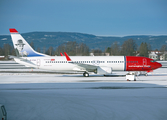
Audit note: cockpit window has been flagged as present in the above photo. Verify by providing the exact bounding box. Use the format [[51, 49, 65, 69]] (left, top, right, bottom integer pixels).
[[150, 60, 155, 62]]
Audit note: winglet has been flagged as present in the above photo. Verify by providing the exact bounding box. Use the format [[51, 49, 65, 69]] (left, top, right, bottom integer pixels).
[[64, 52, 71, 61], [60, 52, 64, 56], [9, 28, 18, 33]]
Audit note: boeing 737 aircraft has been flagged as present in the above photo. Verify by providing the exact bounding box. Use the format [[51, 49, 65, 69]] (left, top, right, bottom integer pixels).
[[9, 28, 162, 77]]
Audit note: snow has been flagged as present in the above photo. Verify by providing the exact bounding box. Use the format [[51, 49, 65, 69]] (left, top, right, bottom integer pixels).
[[0, 68, 167, 120], [1, 38, 7, 40], [44, 35, 55, 37]]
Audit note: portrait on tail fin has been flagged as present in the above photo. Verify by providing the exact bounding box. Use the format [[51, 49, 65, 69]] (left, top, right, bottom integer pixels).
[[9, 28, 47, 57], [15, 39, 28, 57]]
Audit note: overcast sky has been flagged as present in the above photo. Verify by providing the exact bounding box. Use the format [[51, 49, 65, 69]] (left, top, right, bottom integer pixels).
[[0, 0, 167, 36]]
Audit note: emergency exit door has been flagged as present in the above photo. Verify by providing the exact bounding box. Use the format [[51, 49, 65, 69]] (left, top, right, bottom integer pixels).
[[143, 58, 147, 66], [37, 59, 40, 66]]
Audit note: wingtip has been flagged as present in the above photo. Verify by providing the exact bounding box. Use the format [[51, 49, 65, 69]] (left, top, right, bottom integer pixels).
[[9, 28, 18, 33], [64, 52, 71, 61], [60, 52, 64, 56]]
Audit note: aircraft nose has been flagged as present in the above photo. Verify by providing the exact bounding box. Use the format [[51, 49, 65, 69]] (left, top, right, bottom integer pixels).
[[159, 63, 162, 68], [157, 62, 162, 68]]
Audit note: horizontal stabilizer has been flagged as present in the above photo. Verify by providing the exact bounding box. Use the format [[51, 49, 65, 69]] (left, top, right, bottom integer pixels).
[[9, 55, 37, 68]]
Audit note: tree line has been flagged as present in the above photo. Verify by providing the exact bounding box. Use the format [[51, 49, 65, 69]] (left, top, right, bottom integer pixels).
[[105, 39, 167, 57], [105, 39, 151, 57], [0, 39, 167, 59]]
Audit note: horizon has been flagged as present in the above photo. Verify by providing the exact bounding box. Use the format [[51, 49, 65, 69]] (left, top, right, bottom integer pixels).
[[1, 30, 167, 37]]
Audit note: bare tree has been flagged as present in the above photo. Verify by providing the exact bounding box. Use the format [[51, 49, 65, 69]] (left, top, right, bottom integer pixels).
[[92, 49, 103, 56], [160, 45, 167, 52], [55, 41, 89, 56], [110, 42, 120, 55], [139, 42, 148, 57], [46, 46, 54, 56], [121, 39, 137, 56]]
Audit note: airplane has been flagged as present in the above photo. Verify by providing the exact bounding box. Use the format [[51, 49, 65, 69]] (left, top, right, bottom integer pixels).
[[9, 28, 162, 77]]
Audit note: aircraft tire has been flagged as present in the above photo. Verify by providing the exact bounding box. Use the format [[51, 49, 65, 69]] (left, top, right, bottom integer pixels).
[[83, 72, 89, 77]]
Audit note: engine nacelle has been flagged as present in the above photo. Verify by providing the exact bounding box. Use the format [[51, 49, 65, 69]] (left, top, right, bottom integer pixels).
[[95, 66, 112, 75]]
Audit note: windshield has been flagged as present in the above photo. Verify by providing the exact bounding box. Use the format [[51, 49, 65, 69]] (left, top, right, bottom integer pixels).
[[150, 60, 155, 62]]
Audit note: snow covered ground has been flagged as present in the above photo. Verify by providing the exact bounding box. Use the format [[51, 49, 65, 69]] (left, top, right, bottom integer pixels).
[[0, 68, 167, 120]]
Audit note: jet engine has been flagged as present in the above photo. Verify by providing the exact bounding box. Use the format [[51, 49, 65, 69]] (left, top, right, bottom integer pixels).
[[95, 66, 112, 75]]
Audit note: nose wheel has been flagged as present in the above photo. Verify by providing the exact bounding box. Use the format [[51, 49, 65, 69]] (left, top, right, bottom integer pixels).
[[83, 72, 89, 77]]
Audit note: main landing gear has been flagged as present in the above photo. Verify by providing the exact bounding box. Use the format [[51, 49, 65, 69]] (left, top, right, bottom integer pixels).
[[83, 72, 89, 77]]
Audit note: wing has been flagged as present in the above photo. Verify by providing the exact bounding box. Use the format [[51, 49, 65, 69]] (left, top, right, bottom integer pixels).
[[64, 52, 98, 71]]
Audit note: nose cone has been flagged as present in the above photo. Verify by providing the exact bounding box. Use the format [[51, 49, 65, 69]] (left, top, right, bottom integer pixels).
[[158, 62, 162, 68], [156, 62, 162, 69]]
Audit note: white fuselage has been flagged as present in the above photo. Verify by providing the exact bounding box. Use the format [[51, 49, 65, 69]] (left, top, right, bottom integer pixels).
[[16, 56, 125, 72]]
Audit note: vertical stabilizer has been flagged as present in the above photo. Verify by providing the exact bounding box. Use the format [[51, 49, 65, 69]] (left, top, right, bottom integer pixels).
[[9, 28, 48, 57]]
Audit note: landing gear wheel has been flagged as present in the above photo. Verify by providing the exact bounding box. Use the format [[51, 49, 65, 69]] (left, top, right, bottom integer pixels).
[[83, 72, 89, 77]]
